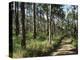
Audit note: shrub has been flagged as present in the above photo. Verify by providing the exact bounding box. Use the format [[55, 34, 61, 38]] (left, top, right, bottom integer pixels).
[[72, 38, 78, 48]]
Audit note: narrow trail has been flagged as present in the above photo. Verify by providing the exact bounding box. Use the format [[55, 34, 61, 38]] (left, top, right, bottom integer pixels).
[[51, 37, 77, 56]]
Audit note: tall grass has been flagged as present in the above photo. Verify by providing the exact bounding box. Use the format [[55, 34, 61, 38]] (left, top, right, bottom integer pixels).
[[12, 32, 77, 58]]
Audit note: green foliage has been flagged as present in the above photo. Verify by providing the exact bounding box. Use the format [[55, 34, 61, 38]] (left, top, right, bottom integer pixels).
[[13, 31, 66, 57], [13, 35, 21, 52], [26, 32, 33, 39], [25, 40, 53, 57], [36, 33, 46, 41], [12, 32, 78, 58], [11, 3, 78, 58], [72, 38, 78, 48], [52, 35, 62, 47], [27, 40, 51, 50], [13, 38, 54, 57]]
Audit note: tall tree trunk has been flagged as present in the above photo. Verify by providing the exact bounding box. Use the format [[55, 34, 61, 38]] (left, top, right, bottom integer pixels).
[[73, 6, 76, 38], [38, 5, 41, 33], [46, 8, 49, 35], [9, 2, 14, 57], [36, 5, 38, 33], [52, 20, 55, 38], [21, 2, 26, 49], [15, 2, 19, 36], [33, 3, 36, 39], [25, 3, 28, 33], [49, 4, 51, 44]]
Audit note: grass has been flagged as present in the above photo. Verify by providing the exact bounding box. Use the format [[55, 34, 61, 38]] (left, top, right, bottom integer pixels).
[[12, 32, 78, 58], [72, 37, 78, 48], [13, 39, 53, 58]]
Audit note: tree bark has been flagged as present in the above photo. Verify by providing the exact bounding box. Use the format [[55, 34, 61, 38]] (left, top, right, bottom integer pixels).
[[46, 8, 49, 35], [33, 3, 36, 39], [15, 2, 19, 36], [21, 2, 26, 49], [49, 4, 51, 44]]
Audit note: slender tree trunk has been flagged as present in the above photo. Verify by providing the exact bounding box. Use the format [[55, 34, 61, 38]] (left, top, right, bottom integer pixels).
[[73, 6, 76, 38], [37, 6, 39, 33], [52, 19, 55, 36], [36, 5, 38, 33], [15, 2, 19, 36], [33, 3, 36, 39], [49, 4, 51, 44], [9, 2, 14, 57], [21, 2, 26, 49], [46, 8, 49, 35], [25, 4, 28, 33], [39, 5, 42, 33]]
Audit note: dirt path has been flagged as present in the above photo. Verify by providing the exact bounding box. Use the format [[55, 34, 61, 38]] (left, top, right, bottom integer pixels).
[[51, 37, 76, 55]]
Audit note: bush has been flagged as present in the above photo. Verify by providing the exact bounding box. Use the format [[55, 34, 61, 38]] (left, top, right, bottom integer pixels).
[[26, 32, 33, 39], [36, 32, 47, 41], [25, 40, 53, 57], [72, 38, 78, 48], [12, 32, 65, 57]]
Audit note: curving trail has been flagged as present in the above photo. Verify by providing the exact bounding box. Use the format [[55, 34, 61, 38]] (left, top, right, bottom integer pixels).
[[51, 37, 77, 55]]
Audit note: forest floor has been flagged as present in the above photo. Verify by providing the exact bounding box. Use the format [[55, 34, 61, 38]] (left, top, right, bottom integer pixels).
[[13, 33, 78, 58], [51, 37, 77, 56]]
